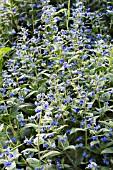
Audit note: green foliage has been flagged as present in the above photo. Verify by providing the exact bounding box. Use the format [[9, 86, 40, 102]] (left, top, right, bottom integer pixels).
[[0, 0, 113, 170], [0, 47, 11, 87]]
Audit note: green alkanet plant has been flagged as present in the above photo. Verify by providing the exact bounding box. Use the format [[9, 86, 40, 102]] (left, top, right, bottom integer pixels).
[[0, 0, 113, 170]]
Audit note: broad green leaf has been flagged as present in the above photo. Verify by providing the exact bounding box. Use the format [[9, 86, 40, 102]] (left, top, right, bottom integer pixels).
[[99, 121, 111, 127], [70, 128, 86, 134], [44, 164, 57, 170], [25, 90, 38, 99], [19, 103, 35, 109], [101, 167, 110, 170], [0, 124, 4, 132], [22, 148, 38, 153], [26, 158, 40, 167], [41, 151, 61, 160], [0, 47, 11, 55], [38, 85, 46, 93], [25, 123, 38, 128], [90, 140, 100, 147], [33, 136, 45, 146], [101, 147, 113, 154], [56, 125, 68, 131], [0, 47, 11, 87], [0, 159, 7, 164], [86, 146, 101, 154], [63, 145, 76, 151], [18, 103, 35, 115]]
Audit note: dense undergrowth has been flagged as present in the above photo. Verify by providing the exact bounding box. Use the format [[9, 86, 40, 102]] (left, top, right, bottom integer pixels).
[[0, 0, 113, 169]]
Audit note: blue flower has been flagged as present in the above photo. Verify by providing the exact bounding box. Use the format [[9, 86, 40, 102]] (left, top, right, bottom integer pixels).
[[94, 125, 100, 130], [24, 139, 32, 145], [28, 153, 34, 158], [104, 154, 109, 159], [43, 144, 49, 148], [51, 119, 59, 125], [76, 136, 82, 141], [30, 117, 35, 121], [66, 129, 71, 134], [71, 117, 75, 121], [85, 44, 91, 49], [52, 143, 56, 148], [32, 4, 37, 8], [9, 153, 14, 158], [18, 97, 24, 102], [103, 160, 109, 165], [73, 108, 80, 113], [79, 99, 84, 105], [20, 122, 25, 127], [90, 91, 95, 97], [89, 158, 95, 163], [55, 114, 62, 119], [76, 143, 84, 148], [43, 102, 49, 109], [87, 162, 97, 169], [58, 136, 67, 143], [92, 136, 98, 140], [82, 151, 88, 158], [4, 162, 12, 167], [100, 136, 109, 142], [11, 137, 17, 142], [60, 58, 64, 64]]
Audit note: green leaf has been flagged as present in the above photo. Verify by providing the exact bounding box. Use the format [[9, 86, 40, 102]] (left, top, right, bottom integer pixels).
[[18, 103, 35, 109], [54, 8, 67, 15], [0, 47, 11, 87], [68, 55, 78, 63], [33, 136, 45, 145], [107, 10, 113, 16], [86, 146, 101, 154], [90, 140, 100, 147], [105, 141, 113, 148], [18, 103, 35, 115], [44, 164, 57, 170], [22, 148, 38, 153], [38, 85, 46, 93], [101, 147, 113, 154], [70, 128, 86, 134], [0, 47, 11, 56], [101, 167, 110, 170], [56, 125, 68, 131], [99, 121, 111, 127], [41, 151, 61, 160], [0, 124, 4, 132], [0, 159, 7, 164], [25, 123, 38, 128], [25, 90, 38, 99], [105, 73, 113, 85], [63, 145, 76, 151], [26, 158, 40, 167]]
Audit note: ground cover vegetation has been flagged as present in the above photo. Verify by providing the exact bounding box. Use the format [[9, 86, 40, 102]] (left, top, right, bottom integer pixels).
[[0, 0, 113, 169]]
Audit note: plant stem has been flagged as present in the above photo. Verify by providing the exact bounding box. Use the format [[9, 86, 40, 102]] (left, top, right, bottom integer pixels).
[[37, 135, 40, 160], [66, 153, 78, 170], [84, 102, 88, 163], [31, 0, 34, 33], [35, 116, 41, 160], [60, 142, 77, 170], [67, 0, 70, 29]]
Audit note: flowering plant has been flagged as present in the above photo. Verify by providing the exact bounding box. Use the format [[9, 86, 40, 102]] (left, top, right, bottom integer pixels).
[[0, 0, 113, 169]]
